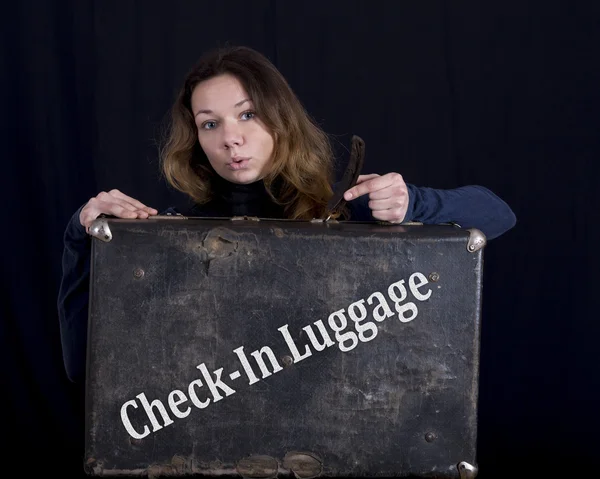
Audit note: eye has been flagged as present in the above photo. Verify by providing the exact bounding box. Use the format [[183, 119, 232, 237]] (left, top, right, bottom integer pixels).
[[240, 110, 256, 121], [201, 120, 217, 130]]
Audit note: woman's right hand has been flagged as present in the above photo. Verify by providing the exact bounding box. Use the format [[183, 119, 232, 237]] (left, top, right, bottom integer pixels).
[[79, 189, 158, 232]]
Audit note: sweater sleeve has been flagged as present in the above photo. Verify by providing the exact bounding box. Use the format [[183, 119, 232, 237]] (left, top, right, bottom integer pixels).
[[56, 204, 91, 384], [403, 184, 516, 240]]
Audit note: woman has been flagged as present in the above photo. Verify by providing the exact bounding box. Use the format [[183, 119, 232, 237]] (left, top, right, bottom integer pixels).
[[59, 45, 516, 384]]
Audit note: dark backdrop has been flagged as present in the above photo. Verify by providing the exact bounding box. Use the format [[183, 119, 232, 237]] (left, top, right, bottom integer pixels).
[[2, 1, 598, 477]]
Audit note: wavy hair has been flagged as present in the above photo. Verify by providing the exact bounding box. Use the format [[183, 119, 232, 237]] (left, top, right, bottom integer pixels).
[[160, 45, 336, 219]]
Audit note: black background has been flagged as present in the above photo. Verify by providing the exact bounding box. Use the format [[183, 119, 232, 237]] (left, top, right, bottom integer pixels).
[[2, 1, 598, 477]]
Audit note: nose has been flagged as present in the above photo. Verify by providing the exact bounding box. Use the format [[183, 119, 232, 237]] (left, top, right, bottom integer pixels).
[[221, 120, 244, 149]]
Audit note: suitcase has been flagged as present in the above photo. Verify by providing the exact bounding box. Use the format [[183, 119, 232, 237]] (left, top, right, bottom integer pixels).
[[84, 215, 486, 479]]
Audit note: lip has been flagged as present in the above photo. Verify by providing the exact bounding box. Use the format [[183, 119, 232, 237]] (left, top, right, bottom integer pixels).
[[229, 156, 251, 163], [227, 157, 251, 171]]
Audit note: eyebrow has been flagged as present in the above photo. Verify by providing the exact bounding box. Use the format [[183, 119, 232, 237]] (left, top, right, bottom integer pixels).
[[194, 98, 251, 118]]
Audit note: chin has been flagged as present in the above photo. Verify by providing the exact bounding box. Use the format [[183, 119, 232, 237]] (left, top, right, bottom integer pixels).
[[222, 170, 263, 185]]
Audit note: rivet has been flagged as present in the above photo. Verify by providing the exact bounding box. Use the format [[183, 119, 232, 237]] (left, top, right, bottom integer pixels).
[[425, 432, 437, 443], [129, 437, 143, 446], [281, 356, 293, 367], [429, 272, 440, 282], [133, 268, 145, 279]]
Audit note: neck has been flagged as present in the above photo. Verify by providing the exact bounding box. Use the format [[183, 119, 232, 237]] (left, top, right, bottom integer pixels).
[[210, 176, 284, 218]]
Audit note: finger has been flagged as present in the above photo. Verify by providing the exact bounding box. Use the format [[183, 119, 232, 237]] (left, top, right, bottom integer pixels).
[[368, 197, 407, 211], [81, 207, 149, 230], [369, 185, 408, 201], [344, 174, 395, 200], [355, 174, 380, 184], [97, 195, 152, 218], [341, 175, 379, 202], [372, 207, 406, 223], [108, 189, 158, 214], [109, 189, 158, 214], [95, 194, 139, 213], [96, 199, 142, 219]]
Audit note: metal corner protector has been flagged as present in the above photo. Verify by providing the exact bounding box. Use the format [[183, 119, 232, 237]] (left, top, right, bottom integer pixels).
[[466, 228, 486, 253], [89, 218, 112, 242]]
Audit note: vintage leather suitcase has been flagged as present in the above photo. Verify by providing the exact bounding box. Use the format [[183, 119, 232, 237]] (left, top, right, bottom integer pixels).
[[84, 216, 485, 479]]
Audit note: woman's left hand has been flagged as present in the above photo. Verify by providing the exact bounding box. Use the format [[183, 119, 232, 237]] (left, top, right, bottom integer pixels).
[[344, 173, 409, 223]]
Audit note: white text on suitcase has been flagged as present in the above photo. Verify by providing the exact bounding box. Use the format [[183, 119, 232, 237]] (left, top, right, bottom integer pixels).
[[120, 272, 433, 439]]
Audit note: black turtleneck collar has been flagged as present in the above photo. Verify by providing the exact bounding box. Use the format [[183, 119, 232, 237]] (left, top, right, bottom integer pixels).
[[182, 176, 286, 219]]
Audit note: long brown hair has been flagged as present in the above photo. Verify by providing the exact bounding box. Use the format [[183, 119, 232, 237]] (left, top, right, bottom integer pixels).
[[160, 45, 336, 219]]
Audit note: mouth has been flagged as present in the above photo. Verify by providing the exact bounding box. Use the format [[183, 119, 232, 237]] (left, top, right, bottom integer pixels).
[[227, 157, 251, 171]]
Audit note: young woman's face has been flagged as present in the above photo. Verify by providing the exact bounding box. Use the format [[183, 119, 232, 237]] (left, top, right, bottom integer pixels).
[[191, 74, 274, 185]]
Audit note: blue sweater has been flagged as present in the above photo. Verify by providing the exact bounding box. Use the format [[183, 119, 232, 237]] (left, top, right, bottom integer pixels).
[[57, 183, 516, 383]]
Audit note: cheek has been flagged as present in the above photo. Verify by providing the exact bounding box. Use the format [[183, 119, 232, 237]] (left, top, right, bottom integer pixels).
[[256, 127, 275, 156], [197, 133, 207, 149], [198, 134, 218, 155], [197, 135, 221, 167]]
